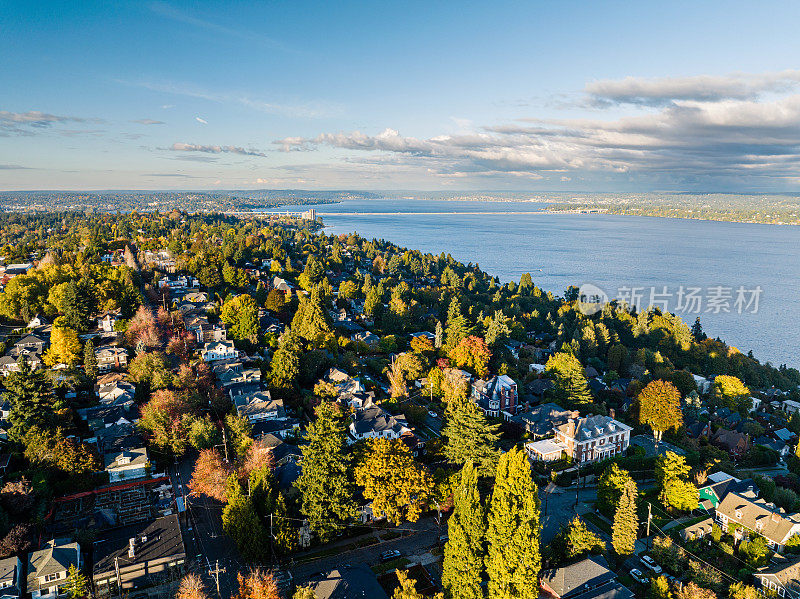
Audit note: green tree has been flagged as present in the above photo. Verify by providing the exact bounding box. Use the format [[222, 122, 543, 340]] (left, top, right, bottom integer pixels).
[[224, 413, 253, 459], [442, 462, 485, 599], [637, 380, 683, 442], [612, 479, 639, 557], [485, 447, 541, 599], [393, 570, 444, 599], [296, 402, 358, 542], [443, 400, 501, 477], [713, 375, 751, 413], [273, 493, 298, 555], [728, 583, 761, 599], [64, 564, 88, 599], [291, 286, 332, 348], [83, 339, 98, 381], [128, 351, 172, 391], [545, 352, 593, 406], [597, 463, 634, 517], [552, 517, 604, 564], [293, 587, 317, 599], [268, 331, 300, 391], [222, 476, 267, 561], [485, 310, 510, 347], [221, 294, 260, 342], [656, 452, 698, 512], [649, 576, 671, 599], [6, 359, 57, 442], [445, 299, 471, 352]]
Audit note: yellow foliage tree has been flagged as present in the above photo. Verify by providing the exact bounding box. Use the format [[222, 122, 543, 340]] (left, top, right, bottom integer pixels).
[[44, 326, 82, 367]]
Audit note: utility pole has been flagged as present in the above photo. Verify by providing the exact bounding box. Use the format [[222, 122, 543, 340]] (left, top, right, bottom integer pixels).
[[646, 502, 652, 549], [209, 560, 225, 599], [221, 427, 230, 463]]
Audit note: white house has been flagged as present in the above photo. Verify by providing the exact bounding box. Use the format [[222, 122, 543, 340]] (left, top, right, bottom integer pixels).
[[201, 341, 238, 362], [26, 540, 81, 599], [525, 439, 567, 462], [104, 447, 149, 483]]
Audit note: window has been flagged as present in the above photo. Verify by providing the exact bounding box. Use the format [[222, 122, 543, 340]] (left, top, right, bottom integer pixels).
[[44, 573, 60, 583], [735, 510, 742, 519]]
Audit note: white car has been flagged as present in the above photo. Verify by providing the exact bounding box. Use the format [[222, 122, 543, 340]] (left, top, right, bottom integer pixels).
[[630, 569, 649, 585], [428, 410, 438, 418], [641, 555, 662, 574]]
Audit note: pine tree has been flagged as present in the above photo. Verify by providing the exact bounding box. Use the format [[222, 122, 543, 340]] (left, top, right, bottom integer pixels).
[[291, 286, 332, 347], [544, 352, 593, 407], [435, 320, 443, 349], [612, 479, 639, 557], [442, 462, 485, 599], [274, 493, 298, 555], [443, 401, 500, 477], [221, 476, 267, 562], [485, 447, 541, 599], [296, 402, 358, 542], [268, 331, 300, 391], [83, 339, 98, 381], [6, 358, 57, 442], [64, 564, 88, 599]]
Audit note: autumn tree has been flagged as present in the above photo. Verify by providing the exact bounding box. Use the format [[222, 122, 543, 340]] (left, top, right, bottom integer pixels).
[[675, 582, 716, 599], [442, 462, 485, 599], [637, 380, 683, 442], [656, 451, 698, 512], [128, 351, 172, 391], [355, 438, 434, 525], [221, 294, 260, 343], [44, 325, 82, 367], [177, 574, 210, 599], [612, 479, 639, 557], [296, 402, 357, 542], [449, 335, 492, 378], [393, 570, 444, 599], [713, 375, 751, 413], [443, 400, 500, 477], [485, 447, 541, 599], [64, 564, 88, 599], [234, 569, 279, 599], [188, 449, 231, 502], [138, 389, 193, 455]]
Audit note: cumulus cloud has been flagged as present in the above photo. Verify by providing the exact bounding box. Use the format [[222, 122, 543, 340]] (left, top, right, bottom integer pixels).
[[0, 110, 98, 135], [586, 70, 800, 107], [170, 142, 265, 157]]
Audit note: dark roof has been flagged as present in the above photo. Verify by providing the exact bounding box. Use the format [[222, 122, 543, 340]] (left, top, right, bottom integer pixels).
[[309, 567, 388, 599], [92, 515, 185, 578], [27, 540, 80, 591], [541, 555, 616, 599], [571, 581, 634, 599]]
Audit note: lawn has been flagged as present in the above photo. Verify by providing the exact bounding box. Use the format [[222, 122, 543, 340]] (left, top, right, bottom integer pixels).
[[372, 557, 411, 575]]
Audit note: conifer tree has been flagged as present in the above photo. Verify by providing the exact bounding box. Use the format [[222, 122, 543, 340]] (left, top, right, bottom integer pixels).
[[291, 286, 332, 347], [435, 320, 443, 349], [612, 479, 639, 557], [443, 401, 500, 477], [544, 352, 593, 406], [6, 358, 57, 442], [268, 331, 300, 391], [83, 339, 98, 381], [442, 462, 485, 599], [296, 402, 358, 542], [485, 447, 541, 599], [274, 493, 298, 555]]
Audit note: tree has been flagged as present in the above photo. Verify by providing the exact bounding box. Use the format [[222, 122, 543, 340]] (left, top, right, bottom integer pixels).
[[637, 380, 683, 442], [5, 359, 56, 442], [442, 463, 485, 599], [597, 463, 635, 517], [728, 583, 761, 599], [268, 332, 300, 391], [612, 479, 639, 557], [435, 320, 443, 349], [44, 325, 82, 367], [713, 376, 751, 412], [274, 493, 298, 555], [128, 351, 172, 390], [177, 574, 210, 599], [138, 389, 193, 455], [485, 447, 541, 599], [443, 400, 500, 477], [485, 310, 511, 347], [691, 318, 707, 342], [187, 416, 221, 450], [188, 449, 231, 502], [64, 564, 88, 599], [222, 477, 267, 562], [0, 523, 32, 558], [23, 427, 100, 475], [656, 452, 697, 512], [676, 582, 716, 599], [355, 438, 434, 525], [221, 294, 260, 342], [545, 352, 593, 407], [649, 576, 671, 599], [449, 336, 492, 378], [293, 587, 317, 599], [393, 570, 444, 599], [83, 339, 98, 381], [224, 413, 254, 460], [291, 286, 332, 348], [738, 535, 770, 568], [296, 402, 358, 542], [234, 569, 279, 599], [552, 517, 604, 563], [445, 299, 471, 352]]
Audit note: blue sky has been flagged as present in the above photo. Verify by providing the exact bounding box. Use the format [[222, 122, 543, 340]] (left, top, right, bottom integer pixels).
[[3, 0, 800, 191]]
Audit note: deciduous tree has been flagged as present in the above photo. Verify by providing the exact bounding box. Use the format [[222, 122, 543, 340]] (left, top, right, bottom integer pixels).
[[637, 380, 683, 442], [449, 335, 492, 378], [597, 463, 634, 517], [188, 449, 231, 502], [221, 294, 260, 343]]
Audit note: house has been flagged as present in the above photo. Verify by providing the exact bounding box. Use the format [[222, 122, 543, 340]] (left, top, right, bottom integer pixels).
[[0, 353, 42, 376], [97, 380, 136, 407], [782, 400, 800, 416], [509, 403, 577, 438], [711, 429, 749, 457], [685, 420, 712, 439], [348, 407, 411, 444], [472, 374, 518, 418], [27, 315, 48, 329], [692, 374, 712, 394], [94, 423, 144, 455], [525, 439, 567, 462], [351, 330, 380, 345], [95, 346, 128, 372], [698, 474, 758, 509], [185, 316, 227, 344], [235, 391, 285, 423], [0, 557, 21, 599], [716, 492, 800, 552], [251, 418, 301, 440], [553, 416, 632, 464], [79, 405, 138, 432], [540, 555, 632, 599], [680, 517, 715, 542], [11, 334, 47, 356], [272, 276, 294, 294], [92, 515, 186, 598], [321, 368, 375, 409], [96, 311, 120, 333], [104, 447, 149, 483], [200, 340, 238, 362], [258, 434, 302, 467], [26, 539, 81, 599], [755, 555, 800, 599]]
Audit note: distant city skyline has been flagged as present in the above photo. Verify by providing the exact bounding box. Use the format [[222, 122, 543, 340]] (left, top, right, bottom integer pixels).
[[3, 1, 800, 191]]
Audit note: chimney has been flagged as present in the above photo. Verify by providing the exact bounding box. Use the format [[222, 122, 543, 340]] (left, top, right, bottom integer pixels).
[[567, 419, 576, 438], [128, 538, 136, 559], [609, 408, 615, 419]]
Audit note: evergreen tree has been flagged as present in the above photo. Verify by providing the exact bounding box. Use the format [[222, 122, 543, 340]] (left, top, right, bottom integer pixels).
[[221, 476, 267, 562], [291, 286, 332, 347], [443, 401, 500, 477], [83, 339, 98, 381], [435, 320, 443, 349], [296, 402, 358, 542], [64, 564, 88, 599], [273, 493, 298, 555], [612, 479, 639, 557], [6, 358, 57, 442], [268, 331, 300, 391], [442, 462, 486, 599], [597, 463, 634, 517], [485, 447, 541, 599], [445, 298, 471, 351], [691, 317, 707, 342], [545, 352, 593, 407], [485, 310, 510, 347]]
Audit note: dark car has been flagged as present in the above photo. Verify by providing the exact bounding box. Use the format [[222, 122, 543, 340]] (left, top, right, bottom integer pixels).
[[380, 549, 402, 562]]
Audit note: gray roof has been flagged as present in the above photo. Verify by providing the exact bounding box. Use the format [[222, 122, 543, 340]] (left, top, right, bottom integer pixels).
[[104, 447, 148, 471], [756, 555, 800, 599], [511, 402, 574, 436], [571, 581, 634, 599], [717, 492, 800, 545], [0, 557, 18, 584], [27, 540, 80, 591], [350, 407, 407, 435], [93, 515, 185, 578], [541, 555, 616, 599]]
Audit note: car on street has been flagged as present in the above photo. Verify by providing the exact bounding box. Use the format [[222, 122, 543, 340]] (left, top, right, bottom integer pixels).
[[641, 555, 662, 574], [630, 569, 649, 585], [380, 550, 402, 562], [428, 410, 438, 418]]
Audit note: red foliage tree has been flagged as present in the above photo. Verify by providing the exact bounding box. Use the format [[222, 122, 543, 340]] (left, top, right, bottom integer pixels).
[[235, 570, 279, 599], [188, 449, 231, 502]]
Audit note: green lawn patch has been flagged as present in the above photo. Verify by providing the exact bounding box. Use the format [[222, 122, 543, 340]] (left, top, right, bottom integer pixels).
[[371, 557, 411, 575]]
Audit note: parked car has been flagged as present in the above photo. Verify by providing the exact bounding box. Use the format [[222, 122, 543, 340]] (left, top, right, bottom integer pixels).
[[428, 410, 438, 418], [641, 555, 662, 574], [630, 569, 649, 585], [381, 550, 402, 562], [438, 534, 449, 544]]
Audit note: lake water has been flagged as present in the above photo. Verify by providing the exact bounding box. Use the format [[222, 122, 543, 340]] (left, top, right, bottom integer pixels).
[[294, 198, 800, 369]]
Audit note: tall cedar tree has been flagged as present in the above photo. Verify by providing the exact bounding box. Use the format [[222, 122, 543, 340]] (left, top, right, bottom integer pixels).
[[443, 400, 501, 477], [637, 380, 683, 442], [545, 352, 593, 406], [612, 479, 639, 557], [83, 339, 98, 381], [291, 286, 332, 348], [296, 402, 358, 542], [485, 447, 541, 599], [597, 463, 635, 517], [222, 476, 267, 562], [442, 462, 486, 599], [6, 358, 57, 442], [273, 493, 298, 555], [268, 331, 300, 392]]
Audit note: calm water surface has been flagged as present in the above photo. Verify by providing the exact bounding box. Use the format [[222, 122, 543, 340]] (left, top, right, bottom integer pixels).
[[294, 199, 800, 368]]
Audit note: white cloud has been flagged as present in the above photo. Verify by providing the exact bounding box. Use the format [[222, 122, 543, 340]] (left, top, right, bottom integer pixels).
[[0, 110, 100, 135], [170, 142, 265, 157], [133, 118, 165, 125], [195, 116, 208, 124]]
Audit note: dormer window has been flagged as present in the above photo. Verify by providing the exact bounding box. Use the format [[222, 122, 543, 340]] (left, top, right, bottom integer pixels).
[[735, 510, 742, 519], [756, 522, 763, 531]]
